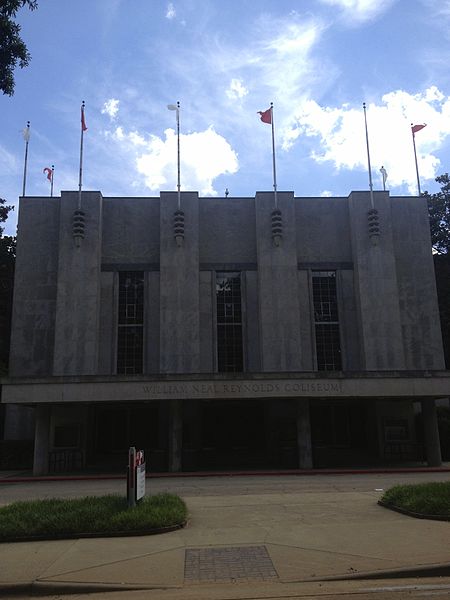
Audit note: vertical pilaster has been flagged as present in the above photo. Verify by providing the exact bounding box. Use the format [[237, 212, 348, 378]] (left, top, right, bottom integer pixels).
[[421, 399, 442, 467], [53, 191, 103, 375], [297, 399, 313, 468], [160, 192, 200, 373], [349, 191, 405, 369], [255, 192, 302, 371], [98, 271, 115, 374], [33, 405, 50, 476], [146, 271, 160, 373], [199, 271, 214, 372]]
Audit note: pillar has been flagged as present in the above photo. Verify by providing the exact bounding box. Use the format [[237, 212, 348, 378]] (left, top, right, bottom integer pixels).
[[33, 405, 50, 476], [421, 399, 442, 467], [297, 399, 313, 469], [348, 191, 405, 370], [168, 399, 183, 472], [160, 192, 200, 373], [53, 191, 103, 375], [255, 192, 302, 371]]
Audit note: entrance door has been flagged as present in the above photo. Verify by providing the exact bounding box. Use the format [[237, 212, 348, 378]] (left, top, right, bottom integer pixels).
[[94, 404, 159, 468], [310, 401, 370, 466], [201, 400, 266, 469]]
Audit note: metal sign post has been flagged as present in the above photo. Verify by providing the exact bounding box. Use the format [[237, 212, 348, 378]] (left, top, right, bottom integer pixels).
[[127, 446, 136, 508], [127, 446, 146, 508]]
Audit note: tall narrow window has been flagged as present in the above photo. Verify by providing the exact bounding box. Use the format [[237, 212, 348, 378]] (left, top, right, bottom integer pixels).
[[216, 272, 243, 372], [117, 271, 144, 374], [312, 271, 342, 371]]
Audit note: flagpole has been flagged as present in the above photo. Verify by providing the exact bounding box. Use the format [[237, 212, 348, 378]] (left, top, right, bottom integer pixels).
[[411, 123, 421, 196], [176, 101, 181, 211], [51, 165, 54, 197], [270, 103, 278, 209], [78, 101, 86, 210], [363, 103, 374, 209], [22, 121, 30, 196]]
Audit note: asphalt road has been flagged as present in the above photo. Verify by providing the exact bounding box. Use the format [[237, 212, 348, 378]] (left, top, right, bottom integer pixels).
[[1, 470, 449, 505]]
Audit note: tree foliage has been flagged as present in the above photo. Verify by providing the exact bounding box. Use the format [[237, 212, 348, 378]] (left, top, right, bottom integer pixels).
[[423, 174, 450, 368], [0, 0, 38, 96], [0, 199, 16, 374], [424, 173, 450, 255]]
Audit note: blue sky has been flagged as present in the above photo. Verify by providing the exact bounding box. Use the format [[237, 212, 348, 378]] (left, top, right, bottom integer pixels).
[[2, 0, 450, 235]]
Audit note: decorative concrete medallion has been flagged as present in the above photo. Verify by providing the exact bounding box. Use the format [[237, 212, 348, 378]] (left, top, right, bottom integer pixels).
[[184, 545, 278, 583]]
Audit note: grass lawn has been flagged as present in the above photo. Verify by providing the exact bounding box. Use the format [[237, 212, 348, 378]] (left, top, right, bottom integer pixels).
[[380, 481, 450, 519], [0, 493, 187, 541]]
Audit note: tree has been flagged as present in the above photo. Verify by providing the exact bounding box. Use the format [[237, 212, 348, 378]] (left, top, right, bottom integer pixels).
[[0, 0, 38, 96], [423, 174, 450, 368], [0, 199, 16, 375], [424, 173, 450, 255]]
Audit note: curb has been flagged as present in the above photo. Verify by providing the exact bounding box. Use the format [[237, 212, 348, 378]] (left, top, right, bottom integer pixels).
[[0, 520, 187, 544], [325, 562, 450, 581], [378, 499, 450, 522], [0, 581, 165, 598]]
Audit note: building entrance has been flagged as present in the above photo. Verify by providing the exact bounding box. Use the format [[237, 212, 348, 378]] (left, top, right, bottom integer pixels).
[[199, 399, 267, 469], [310, 401, 374, 466], [93, 404, 160, 468]]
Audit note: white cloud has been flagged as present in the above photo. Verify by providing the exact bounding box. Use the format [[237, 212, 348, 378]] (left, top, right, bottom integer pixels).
[[166, 3, 176, 19], [101, 98, 120, 120], [0, 145, 17, 172], [110, 126, 238, 195], [226, 78, 248, 100], [317, 0, 396, 23], [320, 190, 333, 197], [283, 86, 450, 192]]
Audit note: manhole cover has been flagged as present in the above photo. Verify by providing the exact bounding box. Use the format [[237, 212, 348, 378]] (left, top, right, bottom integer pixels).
[[184, 545, 278, 583]]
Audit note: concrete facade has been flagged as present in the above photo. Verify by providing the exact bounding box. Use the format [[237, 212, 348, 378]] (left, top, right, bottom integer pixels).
[[1, 190, 448, 474]]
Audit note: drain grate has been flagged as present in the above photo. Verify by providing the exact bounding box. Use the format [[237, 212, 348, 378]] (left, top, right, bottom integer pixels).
[[184, 545, 278, 583]]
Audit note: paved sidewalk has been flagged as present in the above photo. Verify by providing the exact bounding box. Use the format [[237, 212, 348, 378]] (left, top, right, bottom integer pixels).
[[1, 472, 450, 598]]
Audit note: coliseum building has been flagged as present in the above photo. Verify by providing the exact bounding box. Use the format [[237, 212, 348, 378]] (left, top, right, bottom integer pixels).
[[2, 190, 448, 474]]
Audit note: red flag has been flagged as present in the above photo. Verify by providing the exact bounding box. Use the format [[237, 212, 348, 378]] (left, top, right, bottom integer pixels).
[[258, 107, 272, 124], [81, 103, 87, 132], [412, 123, 426, 134], [43, 167, 52, 181]]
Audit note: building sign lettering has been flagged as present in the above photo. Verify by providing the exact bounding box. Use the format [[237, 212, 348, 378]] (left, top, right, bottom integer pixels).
[[142, 380, 342, 398]]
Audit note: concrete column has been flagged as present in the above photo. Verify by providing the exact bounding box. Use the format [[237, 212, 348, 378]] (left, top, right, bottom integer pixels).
[[146, 271, 160, 374], [421, 399, 442, 467], [245, 271, 262, 372], [168, 399, 183, 472], [348, 191, 405, 370], [33, 405, 50, 476], [98, 271, 115, 375], [255, 192, 302, 371], [297, 271, 314, 370], [297, 399, 313, 469], [53, 191, 103, 375], [160, 192, 200, 373], [199, 271, 214, 372]]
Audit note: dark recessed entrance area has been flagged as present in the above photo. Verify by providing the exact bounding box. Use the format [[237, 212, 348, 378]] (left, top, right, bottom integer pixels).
[[89, 398, 377, 472], [200, 400, 266, 469]]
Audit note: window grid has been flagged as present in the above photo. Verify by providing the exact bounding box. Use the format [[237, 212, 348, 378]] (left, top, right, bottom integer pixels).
[[117, 272, 144, 374], [312, 271, 342, 371], [216, 272, 243, 372]]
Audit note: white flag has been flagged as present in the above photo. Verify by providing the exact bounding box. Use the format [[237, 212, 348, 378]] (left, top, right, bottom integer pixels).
[[22, 126, 30, 142], [380, 165, 388, 185]]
